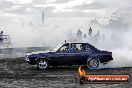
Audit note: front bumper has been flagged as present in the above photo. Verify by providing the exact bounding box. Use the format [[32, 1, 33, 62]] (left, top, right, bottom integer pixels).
[[25, 56, 29, 62], [25, 56, 37, 65]]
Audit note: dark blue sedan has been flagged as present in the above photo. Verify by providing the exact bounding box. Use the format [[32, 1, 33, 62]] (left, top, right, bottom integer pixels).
[[25, 43, 113, 69]]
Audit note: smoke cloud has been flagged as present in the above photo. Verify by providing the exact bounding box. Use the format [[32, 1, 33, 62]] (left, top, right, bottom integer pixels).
[[0, 0, 132, 68]]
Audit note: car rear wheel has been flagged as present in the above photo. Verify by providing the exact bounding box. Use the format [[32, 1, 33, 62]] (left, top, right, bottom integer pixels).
[[87, 57, 100, 69], [37, 59, 49, 70]]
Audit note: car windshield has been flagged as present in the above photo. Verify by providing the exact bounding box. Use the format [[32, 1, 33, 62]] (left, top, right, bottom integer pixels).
[[52, 44, 63, 52]]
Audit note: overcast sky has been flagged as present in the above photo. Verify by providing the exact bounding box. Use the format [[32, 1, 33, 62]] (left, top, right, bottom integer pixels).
[[0, 0, 132, 26], [0, 0, 132, 47]]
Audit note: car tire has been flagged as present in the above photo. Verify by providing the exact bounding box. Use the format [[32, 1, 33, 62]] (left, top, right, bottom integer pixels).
[[87, 57, 100, 69], [37, 59, 49, 70]]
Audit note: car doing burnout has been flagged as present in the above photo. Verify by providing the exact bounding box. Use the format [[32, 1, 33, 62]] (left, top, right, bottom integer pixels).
[[25, 43, 113, 69]]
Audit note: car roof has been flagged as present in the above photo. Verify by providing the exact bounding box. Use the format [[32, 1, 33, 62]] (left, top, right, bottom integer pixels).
[[64, 42, 92, 46], [65, 42, 89, 44]]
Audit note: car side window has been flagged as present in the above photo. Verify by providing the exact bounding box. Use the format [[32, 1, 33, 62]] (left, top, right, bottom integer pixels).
[[85, 44, 92, 52], [70, 44, 88, 52], [58, 44, 69, 52], [77, 44, 92, 52], [69, 44, 79, 52], [76, 44, 82, 51], [76, 44, 86, 52]]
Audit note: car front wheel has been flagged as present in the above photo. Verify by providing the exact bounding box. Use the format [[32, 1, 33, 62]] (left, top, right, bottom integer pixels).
[[37, 59, 49, 70], [87, 57, 100, 69]]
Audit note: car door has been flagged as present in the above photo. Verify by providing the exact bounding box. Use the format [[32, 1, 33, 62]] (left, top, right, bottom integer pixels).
[[71, 43, 93, 65], [55, 51, 78, 65], [53, 44, 75, 65]]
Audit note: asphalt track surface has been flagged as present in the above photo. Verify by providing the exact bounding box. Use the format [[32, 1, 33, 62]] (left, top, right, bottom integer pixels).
[[0, 58, 131, 88]]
